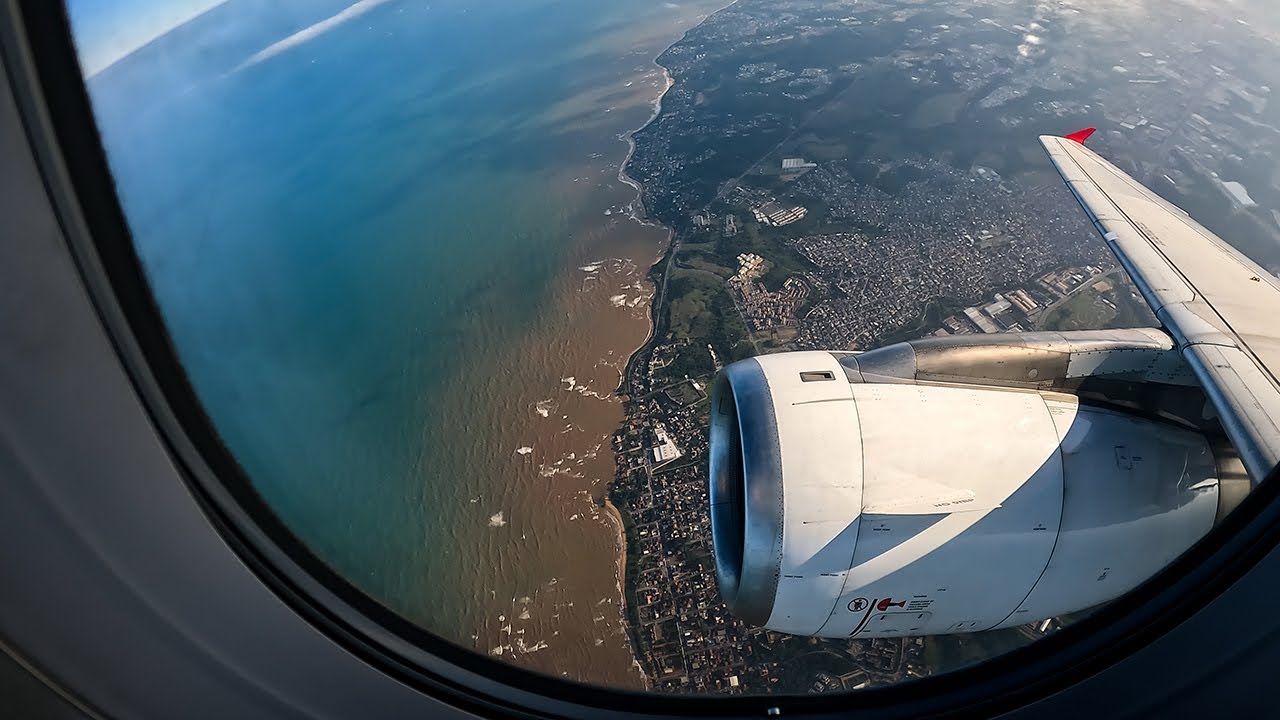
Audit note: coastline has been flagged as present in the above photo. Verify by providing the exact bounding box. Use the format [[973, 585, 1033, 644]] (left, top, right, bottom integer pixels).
[[101, 0, 746, 690], [611, 67, 674, 398], [468, 1, 742, 685], [601, 50, 676, 691], [612, 0, 742, 397], [617, 64, 673, 210], [601, 497, 647, 687], [603, 0, 738, 686]]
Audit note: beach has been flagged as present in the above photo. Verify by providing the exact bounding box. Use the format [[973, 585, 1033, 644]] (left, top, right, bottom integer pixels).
[[397, 0, 731, 686], [86, 0, 730, 691]]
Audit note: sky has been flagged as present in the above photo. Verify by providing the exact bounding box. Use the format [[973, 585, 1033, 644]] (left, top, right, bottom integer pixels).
[[65, 0, 230, 76]]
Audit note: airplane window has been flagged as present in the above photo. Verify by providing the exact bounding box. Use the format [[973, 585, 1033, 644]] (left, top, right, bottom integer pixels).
[[62, 0, 1278, 698]]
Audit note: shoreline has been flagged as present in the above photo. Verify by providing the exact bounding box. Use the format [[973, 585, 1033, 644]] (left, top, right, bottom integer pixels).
[[602, 0, 738, 687], [610, 64, 674, 399], [600, 43, 678, 691], [601, 497, 648, 688], [616, 64, 673, 214], [611, 0, 741, 397]]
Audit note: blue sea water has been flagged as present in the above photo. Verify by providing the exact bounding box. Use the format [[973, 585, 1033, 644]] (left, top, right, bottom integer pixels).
[[78, 0, 713, 682]]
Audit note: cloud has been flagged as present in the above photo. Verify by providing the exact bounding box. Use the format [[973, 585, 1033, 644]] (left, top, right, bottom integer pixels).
[[236, 0, 392, 71], [1017, 33, 1046, 59]]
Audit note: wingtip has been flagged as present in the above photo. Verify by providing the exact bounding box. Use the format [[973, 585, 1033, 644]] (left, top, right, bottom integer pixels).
[[1064, 127, 1097, 144]]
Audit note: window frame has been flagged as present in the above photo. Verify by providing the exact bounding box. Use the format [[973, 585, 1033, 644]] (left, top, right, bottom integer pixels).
[[7, 2, 1280, 718]]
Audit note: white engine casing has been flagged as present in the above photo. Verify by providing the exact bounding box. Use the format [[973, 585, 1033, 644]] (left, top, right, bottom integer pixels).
[[709, 351, 1223, 638]]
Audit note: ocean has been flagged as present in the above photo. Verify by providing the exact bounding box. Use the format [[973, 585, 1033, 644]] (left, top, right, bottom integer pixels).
[[80, 0, 727, 687]]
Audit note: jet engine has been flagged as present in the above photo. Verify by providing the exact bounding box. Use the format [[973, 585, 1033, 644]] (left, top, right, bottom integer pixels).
[[708, 330, 1247, 638]]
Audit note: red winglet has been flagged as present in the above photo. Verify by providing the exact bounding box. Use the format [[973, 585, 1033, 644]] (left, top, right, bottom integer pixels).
[[1064, 127, 1096, 144]]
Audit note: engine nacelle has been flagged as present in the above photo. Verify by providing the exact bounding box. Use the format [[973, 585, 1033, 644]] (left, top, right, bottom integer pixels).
[[709, 346, 1241, 638]]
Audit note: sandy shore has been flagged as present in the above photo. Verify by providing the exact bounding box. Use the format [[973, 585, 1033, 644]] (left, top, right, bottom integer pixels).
[[601, 497, 648, 688], [599, 0, 739, 685]]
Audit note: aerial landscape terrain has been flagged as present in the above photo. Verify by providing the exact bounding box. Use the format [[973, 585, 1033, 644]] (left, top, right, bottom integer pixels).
[[611, 0, 1280, 693], [74, 0, 1280, 696]]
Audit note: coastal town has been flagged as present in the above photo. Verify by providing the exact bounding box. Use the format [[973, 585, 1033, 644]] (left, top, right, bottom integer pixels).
[[609, 0, 1279, 694], [611, 384, 935, 692]]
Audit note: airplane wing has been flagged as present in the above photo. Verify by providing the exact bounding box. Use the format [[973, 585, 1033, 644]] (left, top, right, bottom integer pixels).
[[1040, 130, 1280, 483]]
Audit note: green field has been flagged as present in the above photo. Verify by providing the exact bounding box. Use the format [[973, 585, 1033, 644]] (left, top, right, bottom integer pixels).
[[1041, 289, 1115, 331], [658, 211, 826, 371], [663, 380, 705, 406], [1039, 274, 1156, 331], [660, 265, 751, 377]]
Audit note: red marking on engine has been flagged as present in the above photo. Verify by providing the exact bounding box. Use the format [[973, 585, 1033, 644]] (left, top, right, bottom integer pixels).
[[877, 598, 906, 612]]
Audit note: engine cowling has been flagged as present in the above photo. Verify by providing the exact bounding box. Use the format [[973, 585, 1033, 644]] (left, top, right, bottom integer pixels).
[[709, 349, 1239, 638]]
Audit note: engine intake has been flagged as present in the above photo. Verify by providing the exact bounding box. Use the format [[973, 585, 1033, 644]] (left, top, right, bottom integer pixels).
[[708, 346, 1243, 638], [709, 358, 783, 627]]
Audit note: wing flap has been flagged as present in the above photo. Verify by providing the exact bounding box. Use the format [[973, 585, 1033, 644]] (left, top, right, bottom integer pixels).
[[1041, 134, 1280, 481], [1184, 344, 1280, 474]]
